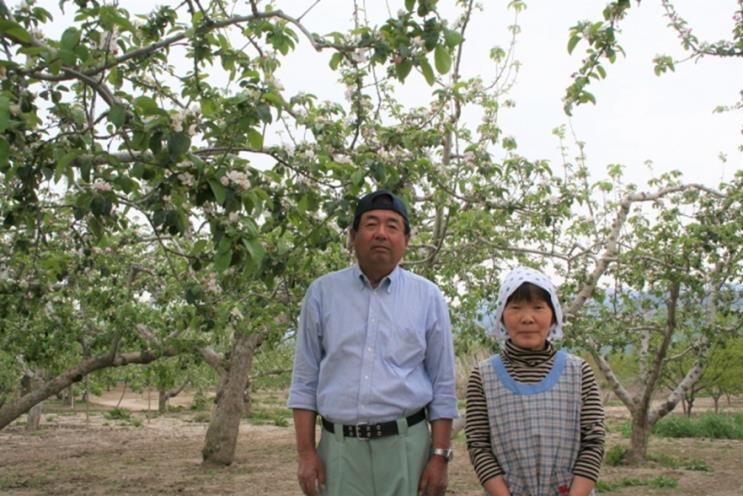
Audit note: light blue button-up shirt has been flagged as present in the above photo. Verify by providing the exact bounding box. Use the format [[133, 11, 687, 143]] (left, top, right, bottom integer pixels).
[[288, 265, 458, 424]]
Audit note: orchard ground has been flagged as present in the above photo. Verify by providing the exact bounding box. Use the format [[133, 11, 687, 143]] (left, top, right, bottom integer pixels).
[[1, 389, 742, 495]]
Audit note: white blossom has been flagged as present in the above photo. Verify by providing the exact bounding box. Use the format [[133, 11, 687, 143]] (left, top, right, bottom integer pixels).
[[350, 50, 367, 64], [344, 86, 357, 102], [335, 155, 352, 165], [412, 36, 426, 48], [98, 28, 118, 53], [397, 9, 406, 17], [178, 172, 195, 187], [205, 273, 221, 294], [226, 170, 250, 189], [187, 123, 197, 136], [228, 211, 240, 224], [267, 76, 284, 91], [91, 178, 112, 192], [219, 175, 229, 186], [8, 103, 21, 116], [171, 111, 185, 132]]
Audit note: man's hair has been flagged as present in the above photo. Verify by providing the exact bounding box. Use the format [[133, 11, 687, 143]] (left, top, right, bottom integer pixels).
[[352, 189, 410, 235]]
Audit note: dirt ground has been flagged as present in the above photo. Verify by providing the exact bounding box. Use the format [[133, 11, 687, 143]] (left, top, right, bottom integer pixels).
[[1, 390, 741, 495]]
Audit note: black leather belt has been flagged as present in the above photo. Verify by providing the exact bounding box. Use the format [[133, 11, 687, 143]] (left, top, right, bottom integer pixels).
[[321, 409, 426, 440]]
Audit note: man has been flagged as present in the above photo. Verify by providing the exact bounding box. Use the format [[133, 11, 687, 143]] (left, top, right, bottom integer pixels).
[[288, 189, 458, 496]]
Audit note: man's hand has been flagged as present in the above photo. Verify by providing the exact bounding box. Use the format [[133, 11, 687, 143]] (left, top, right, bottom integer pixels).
[[418, 456, 448, 496], [297, 449, 326, 496]]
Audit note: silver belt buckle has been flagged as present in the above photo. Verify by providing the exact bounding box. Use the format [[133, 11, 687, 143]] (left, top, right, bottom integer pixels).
[[355, 422, 370, 440]]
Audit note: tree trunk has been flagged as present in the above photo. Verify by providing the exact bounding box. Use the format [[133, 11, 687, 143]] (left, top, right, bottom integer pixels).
[[21, 375, 43, 431], [712, 395, 720, 414], [22, 377, 42, 431], [202, 331, 263, 465], [158, 388, 168, 414], [115, 382, 127, 408], [159, 379, 190, 414], [626, 411, 651, 464]]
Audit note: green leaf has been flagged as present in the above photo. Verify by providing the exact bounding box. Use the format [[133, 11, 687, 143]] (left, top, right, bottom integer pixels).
[[329, 52, 343, 70], [419, 58, 435, 85], [394, 60, 413, 81], [405, 0, 415, 11], [108, 105, 126, 127], [168, 132, 191, 158], [596, 65, 607, 79], [54, 151, 79, 183], [60, 28, 81, 51], [108, 67, 123, 87], [213, 247, 233, 272], [134, 96, 160, 116], [351, 169, 365, 186], [59, 47, 77, 65], [434, 45, 451, 74], [0, 96, 9, 133], [567, 34, 581, 54], [246, 128, 263, 149], [444, 29, 463, 48], [0, 138, 8, 169], [244, 238, 266, 266], [190, 239, 209, 256], [0, 20, 32, 43], [208, 179, 227, 204]]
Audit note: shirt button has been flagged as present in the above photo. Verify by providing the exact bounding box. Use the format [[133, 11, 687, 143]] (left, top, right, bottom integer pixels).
[[364, 375, 369, 380], [368, 347, 372, 352]]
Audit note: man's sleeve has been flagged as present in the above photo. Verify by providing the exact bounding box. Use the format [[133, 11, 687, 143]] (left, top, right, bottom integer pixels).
[[424, 288, 459, 420], [287, 282, 322, 411]]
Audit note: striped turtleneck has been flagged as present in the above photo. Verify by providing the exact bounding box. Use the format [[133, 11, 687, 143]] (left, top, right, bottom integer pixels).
[[465, 340, 605, 486]]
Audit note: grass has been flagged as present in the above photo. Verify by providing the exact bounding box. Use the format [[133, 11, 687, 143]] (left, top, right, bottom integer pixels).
[[605, 443, 710, 471], [610, 412, 743, 440], [652, 412, 743, 439], [247, 406, 291, 427], [596, 475, 678, 492], [646, 452, 710, 472], [104, 407, 132, 421], [0, 473, 49, 490], [103, 407, 143, 427], [188, 412, 212, 423]]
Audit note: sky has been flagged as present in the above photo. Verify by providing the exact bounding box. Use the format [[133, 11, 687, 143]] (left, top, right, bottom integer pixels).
[[20, 0, 743, 189]]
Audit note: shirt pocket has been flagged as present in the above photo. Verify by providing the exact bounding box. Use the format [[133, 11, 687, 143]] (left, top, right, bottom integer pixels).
[[387, 324, 426, 370]]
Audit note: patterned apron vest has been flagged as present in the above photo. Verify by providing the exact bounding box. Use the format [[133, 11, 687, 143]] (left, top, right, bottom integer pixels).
[[479, 350, 588, 496]]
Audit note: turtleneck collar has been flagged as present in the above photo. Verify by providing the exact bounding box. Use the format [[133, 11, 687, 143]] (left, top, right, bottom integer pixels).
[[503, 339, 556, 366]]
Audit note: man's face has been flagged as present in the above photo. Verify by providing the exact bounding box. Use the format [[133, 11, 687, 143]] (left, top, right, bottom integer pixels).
[[350, 209, 409, 273]]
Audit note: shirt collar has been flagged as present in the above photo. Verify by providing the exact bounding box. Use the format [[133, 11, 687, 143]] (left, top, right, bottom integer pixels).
[[354, 264, 401, 293]]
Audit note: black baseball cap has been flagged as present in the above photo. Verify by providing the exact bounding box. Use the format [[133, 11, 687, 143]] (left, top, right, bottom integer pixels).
[[353, 189, 410, 232]]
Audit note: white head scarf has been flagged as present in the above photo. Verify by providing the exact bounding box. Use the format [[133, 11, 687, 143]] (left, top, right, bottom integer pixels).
[[491, 266, 564, 342]]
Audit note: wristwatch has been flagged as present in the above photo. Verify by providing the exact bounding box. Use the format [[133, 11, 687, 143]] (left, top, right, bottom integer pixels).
[[431, 447, 454, 462]]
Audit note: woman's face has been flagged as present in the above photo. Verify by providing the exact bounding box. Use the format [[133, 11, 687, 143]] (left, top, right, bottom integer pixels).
[[502, 297, 554, 350]]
